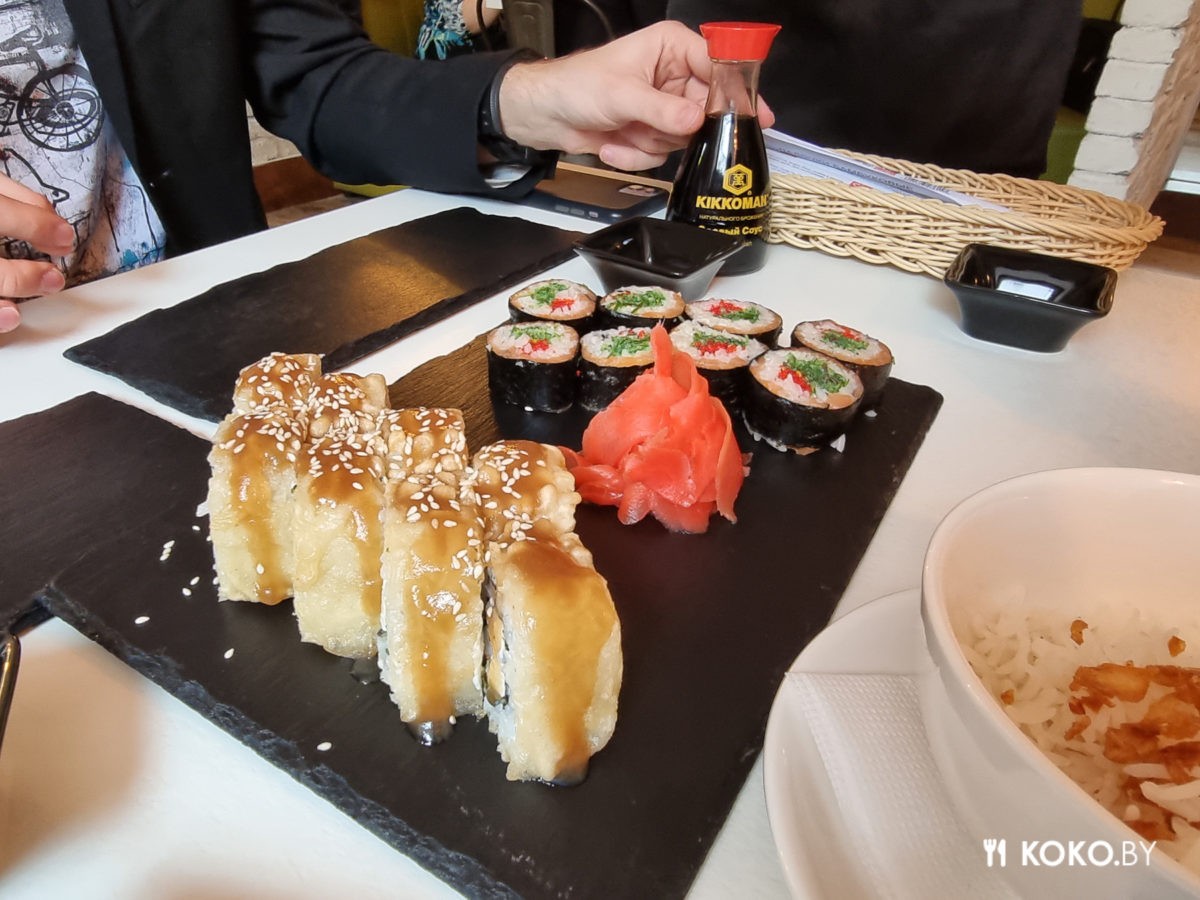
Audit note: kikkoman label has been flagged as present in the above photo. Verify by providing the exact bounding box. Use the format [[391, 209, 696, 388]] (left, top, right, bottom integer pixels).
[[694, 194, 770, 210], [723, 164, 753, 196]]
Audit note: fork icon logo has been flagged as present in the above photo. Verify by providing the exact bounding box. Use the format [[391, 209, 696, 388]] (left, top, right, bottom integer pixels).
[[983, 838, 1008, 867]]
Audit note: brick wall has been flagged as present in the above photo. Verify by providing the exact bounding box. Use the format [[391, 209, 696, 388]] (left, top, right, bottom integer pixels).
[[247, 104, 300, 166], [1070, 0, 1200, 205]]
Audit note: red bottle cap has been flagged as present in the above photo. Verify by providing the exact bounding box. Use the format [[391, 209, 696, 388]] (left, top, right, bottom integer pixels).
[[699, 22, 781, 62]]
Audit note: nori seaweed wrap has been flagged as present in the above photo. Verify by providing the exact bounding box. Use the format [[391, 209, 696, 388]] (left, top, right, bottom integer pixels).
[[668, 320, 766, 413], [743, 348, 863, 452], [790, 319, 893, 408], [486, 322, 580, 413], [579, 326, 654, 411]]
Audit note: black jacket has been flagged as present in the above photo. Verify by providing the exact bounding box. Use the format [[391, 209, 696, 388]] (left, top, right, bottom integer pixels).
[[64, 0, 543, 257]]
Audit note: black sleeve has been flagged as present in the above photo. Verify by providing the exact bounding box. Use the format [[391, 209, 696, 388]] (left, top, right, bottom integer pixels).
[[244, 0, 551, 196]]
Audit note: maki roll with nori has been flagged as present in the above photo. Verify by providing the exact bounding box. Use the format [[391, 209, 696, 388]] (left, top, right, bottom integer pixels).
[[508, 279, 597, 331], [579, 326, 654, 411], [791, 319, 893, 407], [685, 297, 782, 347], [668, 320, 766, 412], [486, 322, 579, 413], [595, 285, 685, 331], [743, 348, 864, 452]]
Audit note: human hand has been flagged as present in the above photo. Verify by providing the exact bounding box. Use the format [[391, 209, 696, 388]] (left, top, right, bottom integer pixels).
[[0, 173, 72, 334], [498, 21, 776, 172]]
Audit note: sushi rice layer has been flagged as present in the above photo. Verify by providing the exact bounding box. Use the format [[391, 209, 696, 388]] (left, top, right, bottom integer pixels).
[[488, 322, 578, 363], [686, 298, 781, 336], [581, 327, 654, 366], [793, 319, 892, 366], [670, 320, 766, 369], [751, 348, 862, 407]]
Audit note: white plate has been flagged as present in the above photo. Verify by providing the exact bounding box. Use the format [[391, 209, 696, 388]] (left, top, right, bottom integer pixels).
[[762, 589, 931, 900]]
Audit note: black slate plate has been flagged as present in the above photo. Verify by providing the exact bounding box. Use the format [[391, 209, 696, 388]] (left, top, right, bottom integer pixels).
[[64, 208, 582, 422], [1, 349, 941, 898]]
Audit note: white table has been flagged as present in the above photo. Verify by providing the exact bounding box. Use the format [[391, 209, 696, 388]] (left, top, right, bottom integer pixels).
[[1, 188, 1198, 900]]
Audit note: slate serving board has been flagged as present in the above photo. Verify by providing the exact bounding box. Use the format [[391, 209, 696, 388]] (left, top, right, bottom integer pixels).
[[64, 208, 582, 422], [0, 349, 941, 898]]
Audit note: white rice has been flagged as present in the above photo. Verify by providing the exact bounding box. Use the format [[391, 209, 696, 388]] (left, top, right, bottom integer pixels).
[[669, 320, 766, 369], [486, 322, 578, 362], [961, 596, 1200, 873], [749, 348, 862, 407]]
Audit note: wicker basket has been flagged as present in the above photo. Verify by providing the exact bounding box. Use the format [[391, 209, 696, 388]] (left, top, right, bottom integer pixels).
[[767, 150, 1164, 278]]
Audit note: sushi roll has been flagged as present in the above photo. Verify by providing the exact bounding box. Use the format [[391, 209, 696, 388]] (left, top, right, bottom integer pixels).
[[743, 348, 864, 453], [465, 440, 581, 547], [380, 406, 468, 481], [791, 320, 894, 407], [685, 298, 782, 347], [669, 320, 766, 413], [208, 408, 306, 605], [306, 371, 389, 439], [379, 472, 486, 745], [578, 326, 654, 412], [594, 285, 685, 332], [486, 322, 579, 414], [508, 279, 597, 331], [292, 424, 388, 658], [231, 351, 322, 418], [484, 539, 622, 784]]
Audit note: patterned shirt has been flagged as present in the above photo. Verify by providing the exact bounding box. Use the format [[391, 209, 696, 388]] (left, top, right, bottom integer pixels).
[[0, 0, 165, 287]]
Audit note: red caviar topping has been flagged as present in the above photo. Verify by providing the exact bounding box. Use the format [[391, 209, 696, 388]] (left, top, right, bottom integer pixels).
[[779, 366, 811, 391], [695, 339, 741, 355], [708, 299, 744, 317], [525, 339, 551, 353]]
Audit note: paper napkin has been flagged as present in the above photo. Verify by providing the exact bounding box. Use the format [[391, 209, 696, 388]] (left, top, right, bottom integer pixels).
[[786, 671, 1019, 899]]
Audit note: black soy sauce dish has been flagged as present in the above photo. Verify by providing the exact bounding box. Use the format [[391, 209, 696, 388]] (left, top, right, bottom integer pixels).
[[942, 244, 1117, 353], [574, 217, 749, 300]]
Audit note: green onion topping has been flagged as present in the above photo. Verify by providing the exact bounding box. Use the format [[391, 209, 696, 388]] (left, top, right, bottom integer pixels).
[[601, 332, 652, 357], [784, 353, 848, 393], [529, 282, 568, 306], [822, 328, 869, 352], [608, 289, 667, 313]]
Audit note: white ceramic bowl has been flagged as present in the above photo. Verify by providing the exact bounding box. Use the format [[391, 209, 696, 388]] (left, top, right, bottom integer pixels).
[[920, 467, 1200, 899]]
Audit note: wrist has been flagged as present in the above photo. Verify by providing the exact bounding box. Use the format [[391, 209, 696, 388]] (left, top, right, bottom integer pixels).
[[478, 49, 544, 165]]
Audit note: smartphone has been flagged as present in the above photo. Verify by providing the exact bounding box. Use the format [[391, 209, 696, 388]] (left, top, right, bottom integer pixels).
[[521, 166, 670, 223]]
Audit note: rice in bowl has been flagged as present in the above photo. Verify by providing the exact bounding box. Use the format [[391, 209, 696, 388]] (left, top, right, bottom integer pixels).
[[961, 595, 1200, 875]]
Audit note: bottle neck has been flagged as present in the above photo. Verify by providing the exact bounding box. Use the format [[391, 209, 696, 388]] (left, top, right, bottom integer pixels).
[[704, 59, 761, 118]]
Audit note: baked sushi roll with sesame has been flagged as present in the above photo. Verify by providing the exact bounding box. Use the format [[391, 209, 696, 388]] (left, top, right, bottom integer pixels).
[[669, 320, 766, 413], [380, 406, 468, 481], [485, 322, 579, 414], [232, 352, 322, 418], [465, 440, 581, 547], [208, 409, 306, 604], [379, 472, 486, 744], [685, 298, 782, 347], [578, 326, 654, 412], [508, 278, 597, 331], [292, 426, 387, 658], [594, 286, 685, 332], [484, 539, 622, 784], [743, 348, 864, 453], [791, 320, 894, 408], [306, 371, 390, 439]]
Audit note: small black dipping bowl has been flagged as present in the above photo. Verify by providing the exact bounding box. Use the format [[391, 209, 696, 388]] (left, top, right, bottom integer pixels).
[[574, 217, 748, 300], [943, 244, 1117, 353]]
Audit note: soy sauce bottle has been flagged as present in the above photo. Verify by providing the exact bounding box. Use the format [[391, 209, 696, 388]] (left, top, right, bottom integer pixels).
[[667, 22, 781, 275]]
